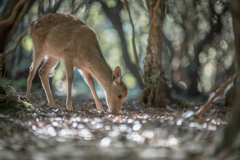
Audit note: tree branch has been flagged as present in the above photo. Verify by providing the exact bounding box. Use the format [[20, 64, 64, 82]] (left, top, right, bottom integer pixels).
[[98, 0, 144, 88], [124, 0, 145, 84], [0, 0, 29, 27], [38, 0, 44, 18], [72, 1, 86, 14], [0, 30, 28, 59], [196, 72, 237, 117], [51, 0, 63, 13], [4, 0, 34, 47], [152, 0, 161, 35]]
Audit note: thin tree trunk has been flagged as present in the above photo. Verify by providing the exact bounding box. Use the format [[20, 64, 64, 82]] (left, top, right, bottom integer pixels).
[[141, 0, 171, 107]]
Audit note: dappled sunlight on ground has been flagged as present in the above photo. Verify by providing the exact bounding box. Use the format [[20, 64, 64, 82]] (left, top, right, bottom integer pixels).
[[0, 94, 232, 159]]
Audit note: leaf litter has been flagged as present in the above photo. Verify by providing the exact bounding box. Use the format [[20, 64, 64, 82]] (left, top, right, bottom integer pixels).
[[0, 92, 234, 160]]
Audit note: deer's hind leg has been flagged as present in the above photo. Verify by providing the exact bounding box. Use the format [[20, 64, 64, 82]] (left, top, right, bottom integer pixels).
[[39, 56, 59, 108], [26, 47, 46, 100]]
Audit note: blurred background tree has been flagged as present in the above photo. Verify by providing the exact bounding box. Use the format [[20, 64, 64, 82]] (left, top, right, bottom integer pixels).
[[0, 0, 35, 79], [0, 0, 236, 105]]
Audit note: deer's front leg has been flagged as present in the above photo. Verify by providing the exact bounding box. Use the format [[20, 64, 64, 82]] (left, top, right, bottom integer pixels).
[[63, 60, 74, 111], [26, 48, 45, 100], [83, 71, 104, 112], [39, 57, 59, 108]]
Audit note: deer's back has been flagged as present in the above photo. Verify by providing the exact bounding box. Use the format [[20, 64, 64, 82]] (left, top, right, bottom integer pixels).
[[30, 13, 102, 63]]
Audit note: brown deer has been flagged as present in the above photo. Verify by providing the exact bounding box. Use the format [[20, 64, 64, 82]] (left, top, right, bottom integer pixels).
[[26, 13, 128, 113]]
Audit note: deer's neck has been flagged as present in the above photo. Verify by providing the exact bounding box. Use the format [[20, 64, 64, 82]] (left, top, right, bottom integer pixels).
[[88, 59, 113, 90]]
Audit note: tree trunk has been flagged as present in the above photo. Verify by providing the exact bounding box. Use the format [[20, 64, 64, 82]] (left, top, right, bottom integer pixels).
[[141, 0, 171, 107]]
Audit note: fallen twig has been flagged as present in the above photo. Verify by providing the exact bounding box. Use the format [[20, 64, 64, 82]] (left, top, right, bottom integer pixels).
[[196, 72, 237, 118]]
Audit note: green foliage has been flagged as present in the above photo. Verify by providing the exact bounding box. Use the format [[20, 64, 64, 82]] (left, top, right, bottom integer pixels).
[[123, 74, 137, 89], [22, 35, 33, 52], [52, 61, 65, 85], [0, 94, 36, 115], [106, 0, 117, 8]]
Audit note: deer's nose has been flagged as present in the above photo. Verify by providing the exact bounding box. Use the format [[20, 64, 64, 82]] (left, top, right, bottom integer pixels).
[[110, 108, 120, 114]]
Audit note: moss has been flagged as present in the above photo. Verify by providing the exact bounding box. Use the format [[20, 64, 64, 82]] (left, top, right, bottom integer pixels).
[[0, 86, 37, 116]]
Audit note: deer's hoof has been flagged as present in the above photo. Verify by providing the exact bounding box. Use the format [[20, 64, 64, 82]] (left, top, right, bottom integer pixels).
[[97, 107, 104, 112], [66, 106, 74, 111]]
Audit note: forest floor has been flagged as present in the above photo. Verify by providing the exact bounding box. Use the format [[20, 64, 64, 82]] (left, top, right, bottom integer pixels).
[[0, 92, 238, 160]]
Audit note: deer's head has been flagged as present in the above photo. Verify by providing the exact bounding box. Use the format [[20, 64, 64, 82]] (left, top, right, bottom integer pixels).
[[105, 67, 128, 113]]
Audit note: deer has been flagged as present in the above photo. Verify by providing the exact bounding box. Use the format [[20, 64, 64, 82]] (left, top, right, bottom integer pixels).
[[26, 13, 128, 113]]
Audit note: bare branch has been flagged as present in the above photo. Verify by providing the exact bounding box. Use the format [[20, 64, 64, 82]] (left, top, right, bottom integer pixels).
[[99, 0, 144, 88], [51, 0, 63, 13], [5, 0, 34, 47], [196, 73, 237, 117], [0, 0, 29, 27], [46, 0, 52, 13], [72, 2, 85, 14], [124, 0, 145, 84], [152, 0, 161, 35], [0, 30, 28, 59], [38, 0, 44, 18]]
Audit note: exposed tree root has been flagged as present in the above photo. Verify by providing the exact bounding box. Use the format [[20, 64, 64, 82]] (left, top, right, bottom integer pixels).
[[141, 83, 171, 107]]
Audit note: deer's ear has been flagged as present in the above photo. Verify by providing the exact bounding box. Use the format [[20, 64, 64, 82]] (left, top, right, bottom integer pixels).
[[113, 66, 122, 85]]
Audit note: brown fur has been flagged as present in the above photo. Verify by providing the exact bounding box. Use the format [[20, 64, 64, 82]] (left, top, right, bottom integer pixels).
[[26, 13, 128, 113]]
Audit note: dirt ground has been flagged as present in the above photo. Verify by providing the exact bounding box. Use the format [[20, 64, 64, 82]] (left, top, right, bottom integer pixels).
[[0, 93, 238, 160]]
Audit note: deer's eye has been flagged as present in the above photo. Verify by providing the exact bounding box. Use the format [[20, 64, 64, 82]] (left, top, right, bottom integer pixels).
[[118, 94, 122, 101]]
